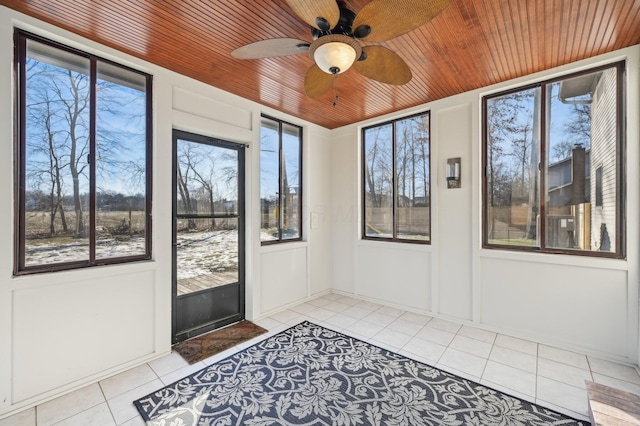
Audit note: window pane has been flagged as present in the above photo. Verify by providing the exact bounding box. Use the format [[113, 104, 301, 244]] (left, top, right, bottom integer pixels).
[[282, 123, 301, 240], [364, 124, 393, 238], [485, 88, 540, 247], [95, 62, 147, 259], [545, 68, 617, 252], [260, 118, 279, 241], [395, 115, 430, 241], [24, 39, 90, 267]]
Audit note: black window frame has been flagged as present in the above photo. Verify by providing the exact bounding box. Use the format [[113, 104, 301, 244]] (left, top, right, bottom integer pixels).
[[259, 114, 303, 245], [14, 30, 153, 275], [361, 111, 431, 245], [481, 61, 625, 259]]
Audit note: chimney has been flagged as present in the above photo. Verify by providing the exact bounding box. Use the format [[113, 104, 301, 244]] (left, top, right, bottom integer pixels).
[[571, 145, 586, 205]]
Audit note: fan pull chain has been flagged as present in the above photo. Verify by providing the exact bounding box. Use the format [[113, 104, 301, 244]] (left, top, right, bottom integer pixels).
[[332, 75, 339, 108]]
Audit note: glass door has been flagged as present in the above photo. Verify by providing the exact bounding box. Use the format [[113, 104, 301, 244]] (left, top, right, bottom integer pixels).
[[172, 130, 245, 343]]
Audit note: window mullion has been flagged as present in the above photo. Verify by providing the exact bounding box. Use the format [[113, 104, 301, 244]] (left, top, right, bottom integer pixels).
[[539, 84, 547, 251], [278, 120, 284, 242], [392, 122, 398, 241], [89, 58, 97, 263]]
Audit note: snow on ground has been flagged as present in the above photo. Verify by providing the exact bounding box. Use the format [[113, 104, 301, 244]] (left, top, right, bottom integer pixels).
[[25, 230, 239, 280]]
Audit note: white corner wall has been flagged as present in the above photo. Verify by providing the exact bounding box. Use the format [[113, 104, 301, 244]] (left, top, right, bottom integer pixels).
[[330, 45, 640, 365], [0, 7, 332, 418]]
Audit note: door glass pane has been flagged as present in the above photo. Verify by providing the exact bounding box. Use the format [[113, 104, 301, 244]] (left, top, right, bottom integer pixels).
[[95, 61, 148, 259], [260, 118, 279, 241], [175, 137, 240, 296], [24, 39, 90, 266], [176, 217, 238, 296], [281, 123, 301, 240], [363, 124, 393, 238], [485, 88, 540, 247], [395, 115, 430, 241], [545, 68, 617, 252]]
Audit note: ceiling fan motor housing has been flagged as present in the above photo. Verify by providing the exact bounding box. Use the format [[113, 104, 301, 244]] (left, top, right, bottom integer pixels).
[[312, 1, 356, 39]]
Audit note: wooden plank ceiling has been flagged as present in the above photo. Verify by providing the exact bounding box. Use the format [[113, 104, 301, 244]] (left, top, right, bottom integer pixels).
[[2, 0, 640, 129]]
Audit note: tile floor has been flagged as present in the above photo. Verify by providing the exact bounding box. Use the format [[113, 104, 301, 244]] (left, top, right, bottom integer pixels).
[[2, 292, 640, 425]]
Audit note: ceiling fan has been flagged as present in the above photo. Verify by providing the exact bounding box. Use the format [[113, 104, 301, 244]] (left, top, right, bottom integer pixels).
[[231, 0, 451, 99]]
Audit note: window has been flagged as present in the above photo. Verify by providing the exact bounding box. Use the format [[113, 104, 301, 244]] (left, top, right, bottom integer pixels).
[[362, 112, 431, 243], [260, 115, 302, 244], [483, 62, 624, 257], [15, 31, 152, 274]]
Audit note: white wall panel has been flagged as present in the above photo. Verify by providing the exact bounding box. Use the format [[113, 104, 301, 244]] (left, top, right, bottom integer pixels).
[[436, 104, 473, 320], [356, 243, 431, 311], [330, 128, 358, 294], [480, 257, 629, 359], [12, 270, 155, 401], [261, 247, 308, 313]]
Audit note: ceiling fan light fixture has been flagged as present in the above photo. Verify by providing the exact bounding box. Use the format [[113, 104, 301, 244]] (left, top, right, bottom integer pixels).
[[309, 34, 361, 75]]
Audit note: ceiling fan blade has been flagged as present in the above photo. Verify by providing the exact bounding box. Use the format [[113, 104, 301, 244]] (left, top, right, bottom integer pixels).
[[231, 38, 310, 59], [304, 64, 335, 98], [352, 0, 451, 42], [352, 46, 412, 85], [284, 0, 340, 31]]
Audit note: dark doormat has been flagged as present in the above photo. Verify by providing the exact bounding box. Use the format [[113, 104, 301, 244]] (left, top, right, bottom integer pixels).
[[173, 320, 268, 364]]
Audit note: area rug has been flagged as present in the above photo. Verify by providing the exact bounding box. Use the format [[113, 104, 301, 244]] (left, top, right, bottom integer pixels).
[[173, 320, 267, 364], [135, 321, 588, 425]]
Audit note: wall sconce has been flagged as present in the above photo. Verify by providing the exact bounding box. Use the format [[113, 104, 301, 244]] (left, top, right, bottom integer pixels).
[[446, 157, 461, 189]]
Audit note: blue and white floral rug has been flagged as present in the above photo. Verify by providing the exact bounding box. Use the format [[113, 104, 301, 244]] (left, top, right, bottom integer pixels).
[[134, 321, 588, 425]]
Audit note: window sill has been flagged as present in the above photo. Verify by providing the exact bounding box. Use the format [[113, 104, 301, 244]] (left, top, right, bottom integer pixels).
[[358, 239, 432, 253], [479, 247, 628, 271], [260, 240, 308, 253]]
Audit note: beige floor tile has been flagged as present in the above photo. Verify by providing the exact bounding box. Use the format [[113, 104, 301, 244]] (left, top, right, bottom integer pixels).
[[426, 318, 462, 334], [538, 344, 589, 370], [449, 335, 493, 359], [323, 301, 352, 313], [457, 325, 497, 344], [482, 360, 536, 397], [106, 379, 163, 425], [306, 307, 335, 322], [269, 309, 302, 324], [362, 311, 396, 327], [592, 372, 640, 395], [536, 376, 589, 418], [588, 356, 640, 384], [399, 311, 432, 325], [387, 318, 424, 336], [376, 306, 405, 318], [415, 326, 456, 346], [489, 345, 537, 373], [160, 361, 207, 386], [494, 334, 538, 355], [307, 297, 331, 308], [403, 337, 447, 363], [344, 320, 385, 339], [342, 305, 376, 319], [37, 383, 104, 426], [323, 313, 358, 330], [538, 358, 592, 389], [480, 379, 534, 404], [289, 303, 317, 315], [147, 352, 189, 377], [118, 415, 147, 426], [53, 403, 115, 426], [100, 364, 158, 400], [252, 316, 282, 330], [371, 328, 412, 349], [354, 300, 383, 311], [437, 348, 487, 378], [336, 296, 361, 306], [0, 408, 35, 426]]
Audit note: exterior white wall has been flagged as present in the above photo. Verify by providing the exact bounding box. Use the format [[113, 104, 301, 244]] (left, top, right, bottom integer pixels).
[[0, 7, 332, 418], [330, 45, 640, 365]]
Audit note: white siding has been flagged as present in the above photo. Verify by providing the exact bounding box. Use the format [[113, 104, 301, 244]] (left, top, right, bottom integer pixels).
[[590, 67, 619, 251]]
